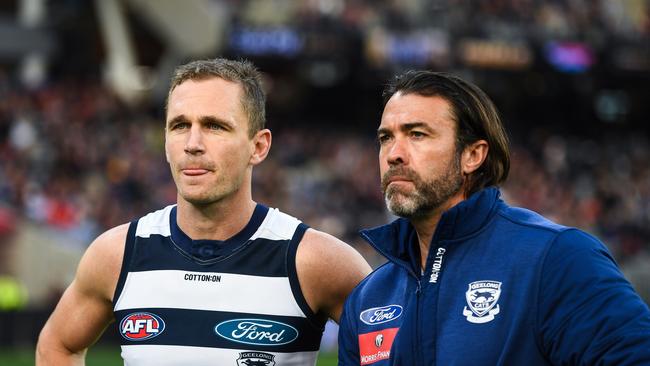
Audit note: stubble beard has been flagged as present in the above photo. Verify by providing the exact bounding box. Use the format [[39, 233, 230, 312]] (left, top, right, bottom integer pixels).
[[175, 167, 245, 208], [382, 155, 464, 219]]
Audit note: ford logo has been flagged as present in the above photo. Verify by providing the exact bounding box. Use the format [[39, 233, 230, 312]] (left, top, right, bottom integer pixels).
[[360, 305, 403, 325], [215, 319, 299, 346]]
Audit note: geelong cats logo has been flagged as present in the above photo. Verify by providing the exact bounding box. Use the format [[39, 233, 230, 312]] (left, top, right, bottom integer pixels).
[[463, 281, 502, 324], [236, 351, 276, 366]]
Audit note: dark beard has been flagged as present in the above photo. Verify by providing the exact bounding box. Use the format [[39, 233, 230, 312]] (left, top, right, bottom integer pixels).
[[381, 156, 463, 219]]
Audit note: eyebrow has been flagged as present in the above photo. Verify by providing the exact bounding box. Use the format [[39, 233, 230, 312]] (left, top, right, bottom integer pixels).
[[377, 121, 434, 136], [166, 114, 236, 130], [198, 115, 235, 130], [166, 115, 188, 128]]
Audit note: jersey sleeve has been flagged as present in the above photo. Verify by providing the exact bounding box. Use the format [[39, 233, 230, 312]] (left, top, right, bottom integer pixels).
[[338, 298, 361, 366], [536, 229, 650, 365]]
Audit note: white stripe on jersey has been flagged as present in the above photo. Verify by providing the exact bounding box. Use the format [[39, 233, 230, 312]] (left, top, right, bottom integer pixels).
[[121, 344, 319, 366], [114, 270, 306, 317], [250, 208, 302, 241], [135, 205, 174, 238], [133, 206, 302, 241]]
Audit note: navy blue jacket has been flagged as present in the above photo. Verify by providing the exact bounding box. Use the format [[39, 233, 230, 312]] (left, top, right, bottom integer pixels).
[[339, 187, 650, 365]]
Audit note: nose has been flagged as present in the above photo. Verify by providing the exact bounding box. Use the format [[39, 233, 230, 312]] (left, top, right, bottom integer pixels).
[[385, 136, 408, 166], [184, 125, 205, 155]]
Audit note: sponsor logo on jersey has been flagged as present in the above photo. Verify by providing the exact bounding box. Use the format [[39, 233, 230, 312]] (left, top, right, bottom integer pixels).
[[119, 312, 165, 341], [183, 273, 222, 282], [236, 351, 276, 366], [215, 319, 298, 346], [429, 247, 446, 283], [360, 305, 403, 325], [358, 328, 398, 365], [463, 280, 502, 324], [374, 333, 383, 347]]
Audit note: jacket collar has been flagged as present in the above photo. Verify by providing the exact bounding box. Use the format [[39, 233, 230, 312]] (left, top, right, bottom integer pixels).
[[360, 187, 502, 273]]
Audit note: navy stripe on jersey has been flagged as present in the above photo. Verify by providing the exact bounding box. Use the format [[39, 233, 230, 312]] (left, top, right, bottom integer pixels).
[[115, 308, 322, 352], [169, 204, 269, 262], [112, 220, 137, 308], [114, 204, 324, 365], [128, 235, 290, 277]]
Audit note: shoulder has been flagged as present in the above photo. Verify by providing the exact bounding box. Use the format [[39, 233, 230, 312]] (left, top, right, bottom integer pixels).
[[77, 223, 131, 300], [495, 204, 611, 266], [296, 228, 371, 321], [541, 228, 614, 272], [345, 261, 404, 308], [134, 205, 175, 238], [86, 223, 130, 263], [297, 229, 370, 276], [356, 262, 401, 290], [496, 204, 568, 234], [549, 228, 607, 251]]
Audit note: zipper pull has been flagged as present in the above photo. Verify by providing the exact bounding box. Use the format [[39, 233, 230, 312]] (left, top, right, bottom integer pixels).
[[415, 280, 421, 294]]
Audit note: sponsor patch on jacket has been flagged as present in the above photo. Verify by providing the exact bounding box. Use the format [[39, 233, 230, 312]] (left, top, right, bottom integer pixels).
[[358, 328, 398, 365], [119, 312, 165, 341], [360, 305, 403, 325], [215, 319, 298, 346], [236, 351, 276, 366], [463, 280, 502, 323]]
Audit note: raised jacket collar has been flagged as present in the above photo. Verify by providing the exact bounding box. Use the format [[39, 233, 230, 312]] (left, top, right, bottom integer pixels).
[[360, 187, 502, 276]]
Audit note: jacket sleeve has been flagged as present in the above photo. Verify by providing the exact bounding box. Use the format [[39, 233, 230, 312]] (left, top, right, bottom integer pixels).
[[338, 299, 361, 366], [536, 229, 650, 365]]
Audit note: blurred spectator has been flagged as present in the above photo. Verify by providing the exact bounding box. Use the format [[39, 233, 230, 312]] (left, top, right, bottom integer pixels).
[[0, 76, 648, 270], [0, 0, 648, 308]]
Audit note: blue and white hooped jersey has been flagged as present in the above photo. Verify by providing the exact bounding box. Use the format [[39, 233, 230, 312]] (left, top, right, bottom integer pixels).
[[112, 204, 325, 366]]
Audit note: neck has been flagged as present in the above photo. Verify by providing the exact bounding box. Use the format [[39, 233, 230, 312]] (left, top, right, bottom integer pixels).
[[175, 189, 256, 241], [411, 193, 465, 270]]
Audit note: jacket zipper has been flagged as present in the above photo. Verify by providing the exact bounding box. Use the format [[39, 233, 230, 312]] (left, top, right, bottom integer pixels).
[[360, 231, 431, 365], [421, 243, 446, 366]]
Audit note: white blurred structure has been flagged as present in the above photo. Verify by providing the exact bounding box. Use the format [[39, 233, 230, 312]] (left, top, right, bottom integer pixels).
[[95, 0, 227, 102]]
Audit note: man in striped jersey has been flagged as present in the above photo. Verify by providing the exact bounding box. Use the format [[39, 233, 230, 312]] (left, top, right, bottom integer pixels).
[[36, 58, 371, 365]]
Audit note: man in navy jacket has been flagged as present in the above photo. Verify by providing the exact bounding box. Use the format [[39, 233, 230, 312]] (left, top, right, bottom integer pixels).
[[338, 71, 650, 365]]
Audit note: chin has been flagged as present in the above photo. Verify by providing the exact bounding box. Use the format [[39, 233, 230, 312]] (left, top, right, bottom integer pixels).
[[386, 196, 418, 217], [183, 197, 216, 206], [178, 189, 222, 206]]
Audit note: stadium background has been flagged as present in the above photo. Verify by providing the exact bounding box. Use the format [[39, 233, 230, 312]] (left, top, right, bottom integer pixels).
[[0, 0, 648, 364]]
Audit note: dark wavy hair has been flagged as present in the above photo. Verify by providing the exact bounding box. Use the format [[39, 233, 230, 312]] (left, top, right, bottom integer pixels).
[[383, 70, 510, 196], [167, 58, 265, 137]]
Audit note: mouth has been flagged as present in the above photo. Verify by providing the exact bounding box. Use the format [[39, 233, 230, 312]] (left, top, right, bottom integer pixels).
[[382, 170, 418, 193], [388, 176, 411, 183], [386, 176, 413, 187], [181, 168, 211, 176]]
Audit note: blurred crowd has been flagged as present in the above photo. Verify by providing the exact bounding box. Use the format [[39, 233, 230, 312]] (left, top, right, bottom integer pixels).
[[0, 0, 648, 310], [0, 75, 649, 272], [234, 0, 649, 40], [218, 0, 650, 91]]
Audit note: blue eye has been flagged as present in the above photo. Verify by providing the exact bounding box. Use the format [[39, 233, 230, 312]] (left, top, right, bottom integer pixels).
[[171, 122, 190, 130]]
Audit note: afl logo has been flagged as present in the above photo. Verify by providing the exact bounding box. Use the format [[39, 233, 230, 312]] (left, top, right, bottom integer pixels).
[[360, 305, 403, 325], [119, 312, 165, 341]]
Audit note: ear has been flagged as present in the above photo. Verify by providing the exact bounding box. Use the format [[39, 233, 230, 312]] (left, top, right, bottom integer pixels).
[[461, 139, 488, 175], [249, 128, 272, 166]]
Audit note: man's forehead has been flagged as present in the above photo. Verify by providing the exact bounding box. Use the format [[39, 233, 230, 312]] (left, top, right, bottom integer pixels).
[[169, 77, 241, 100], [167, 77, 244, 118], [380, 93, 455, 129]]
